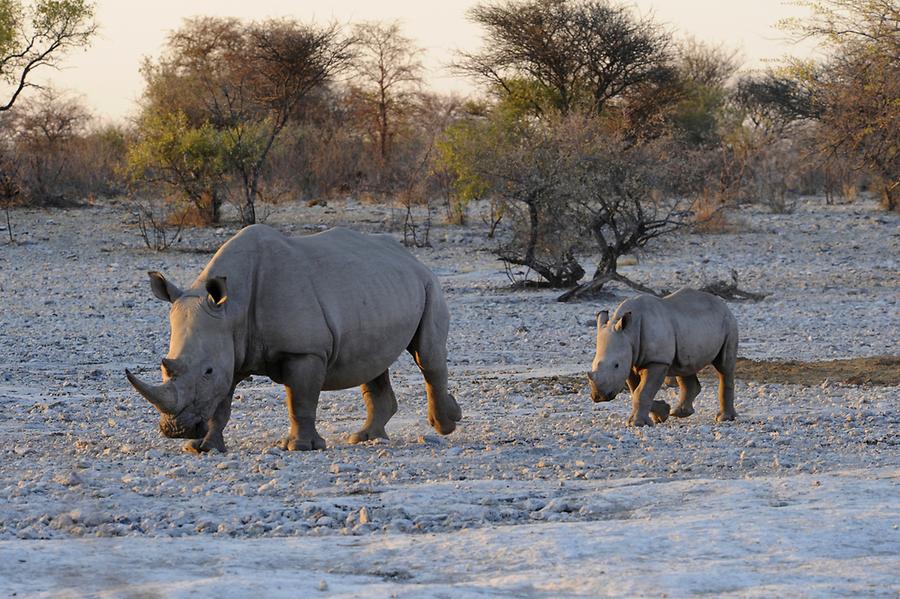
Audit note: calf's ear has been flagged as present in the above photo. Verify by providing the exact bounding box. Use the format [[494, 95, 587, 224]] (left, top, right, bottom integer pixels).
[[615, 311, 632, 331], [148, 271, 182, 303], [206, 276, 228, 307], [597, 310, 609, 328]]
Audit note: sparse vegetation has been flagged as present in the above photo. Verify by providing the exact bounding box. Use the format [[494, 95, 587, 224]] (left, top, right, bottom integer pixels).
[[0, 0, 96, 112], [0, 2, 898, 593], [0, 0, 891, 250]]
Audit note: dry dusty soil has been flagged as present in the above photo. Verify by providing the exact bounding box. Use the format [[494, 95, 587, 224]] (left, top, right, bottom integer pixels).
[[0, 197, 897, 597]]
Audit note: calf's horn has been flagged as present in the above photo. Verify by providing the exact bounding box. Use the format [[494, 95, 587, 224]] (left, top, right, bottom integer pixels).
[[126, 369, 178, 413]]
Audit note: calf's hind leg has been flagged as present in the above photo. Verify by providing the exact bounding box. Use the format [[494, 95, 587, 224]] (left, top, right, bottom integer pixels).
[[349, 370, 398, 444], [670, 374, 701, 418]]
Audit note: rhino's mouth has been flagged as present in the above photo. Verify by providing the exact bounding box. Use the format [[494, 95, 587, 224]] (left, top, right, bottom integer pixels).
[[160, 416, 207, 439], [588, 376, 616, 403]]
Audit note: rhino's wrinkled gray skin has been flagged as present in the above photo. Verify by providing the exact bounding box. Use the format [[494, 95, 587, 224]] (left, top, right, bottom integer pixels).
[[588, 288, 738, 426], [126, 225, 461, 453]]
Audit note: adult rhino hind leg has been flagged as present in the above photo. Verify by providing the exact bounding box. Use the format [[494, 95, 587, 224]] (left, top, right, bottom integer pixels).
[[408, 284, 461, 435], [349, 370, 398, 444], [278, 355, 327, 451], [670, 374, 701, 418], [713, 332, 739, 422]]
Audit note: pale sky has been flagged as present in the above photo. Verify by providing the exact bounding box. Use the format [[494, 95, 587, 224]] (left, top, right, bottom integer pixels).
[[29, 0, 815, 124]]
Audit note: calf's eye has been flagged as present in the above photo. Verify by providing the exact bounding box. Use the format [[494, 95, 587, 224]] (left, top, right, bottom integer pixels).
[[205, 367, 213, 375]]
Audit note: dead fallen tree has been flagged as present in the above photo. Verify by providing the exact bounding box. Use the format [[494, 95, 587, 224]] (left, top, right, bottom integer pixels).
[[700, 269, 768, 301]]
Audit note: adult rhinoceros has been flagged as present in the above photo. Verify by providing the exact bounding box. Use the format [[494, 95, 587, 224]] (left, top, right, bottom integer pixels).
[[126, 225, 461, 454]]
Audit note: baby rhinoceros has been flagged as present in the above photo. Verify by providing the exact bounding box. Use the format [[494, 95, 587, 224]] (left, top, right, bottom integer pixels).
[[588, 288, 739, 426], [126, 224, 461, 454]]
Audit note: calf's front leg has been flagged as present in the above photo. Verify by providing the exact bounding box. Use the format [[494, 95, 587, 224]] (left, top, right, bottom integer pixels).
[[278, 355, 327, 451], [628, 369, 669, 424], [627, 363, 668, 427]]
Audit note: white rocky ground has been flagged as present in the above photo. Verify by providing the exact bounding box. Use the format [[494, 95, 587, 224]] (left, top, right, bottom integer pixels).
[[0, 197, 897, 597]]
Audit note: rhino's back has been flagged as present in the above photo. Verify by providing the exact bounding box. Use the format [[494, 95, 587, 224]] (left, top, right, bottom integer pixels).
[[662, 288, 736, 373], [210, 225, 434, 387], [199, 224, 431, 293]]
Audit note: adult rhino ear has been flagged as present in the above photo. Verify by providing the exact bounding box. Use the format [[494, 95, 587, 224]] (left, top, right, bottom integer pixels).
[[205, 276, 227, 307], [597, 310, 609, 328], [148, 271, 182, 303], [615, 311, 633, 331]]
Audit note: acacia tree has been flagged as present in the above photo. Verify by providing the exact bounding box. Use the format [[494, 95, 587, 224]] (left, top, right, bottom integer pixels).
[[438, 109, 587, 286], [0, 0, 94, 240], [557, 122, 705, 301], [778, 0, 899, 210], [0, 0, 95, 111], [9, 86, 90, 203], [126, 111, 228, 225], [668, 38, 741, 145], [139, 17, 354, 224], [348, 21, 423, 190], [457, 0, 676, 121]]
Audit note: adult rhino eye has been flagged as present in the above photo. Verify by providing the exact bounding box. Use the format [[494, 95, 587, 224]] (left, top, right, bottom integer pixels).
[[614, 363, 619, 369], [205, 367, 213, 375]]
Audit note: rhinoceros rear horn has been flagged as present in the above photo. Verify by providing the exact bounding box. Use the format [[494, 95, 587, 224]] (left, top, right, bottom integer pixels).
[[126, 368, 178, 414]]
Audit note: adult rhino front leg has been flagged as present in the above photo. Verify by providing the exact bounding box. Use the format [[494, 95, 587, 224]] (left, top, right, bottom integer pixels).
[[278, 355, 327, 451], [349, 370, 398, 444], [627, 363, 668, 427], [184, 393, 233, 454]]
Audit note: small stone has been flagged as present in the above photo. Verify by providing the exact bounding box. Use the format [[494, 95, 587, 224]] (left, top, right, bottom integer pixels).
[[53, 471, 83, 487], [329, 463, 360, 474], [417, 434, 445, 446]]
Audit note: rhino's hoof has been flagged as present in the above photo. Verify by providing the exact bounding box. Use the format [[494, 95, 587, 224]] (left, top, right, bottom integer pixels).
[[627, 413, 655, 427], [429, 413, 457, 435], [348, 427, 388, 444], [445, 393, 463, 422], [429, 394, 462, 435], [278, 434, 327, 451], [650, 400, 670, 424], [183, 438, 226, 454], [670, 405, 695, 418], [716, 411, 737, 422]]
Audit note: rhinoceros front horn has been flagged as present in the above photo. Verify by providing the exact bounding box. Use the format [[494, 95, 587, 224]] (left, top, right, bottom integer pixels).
[[126, 369, 177, 414]]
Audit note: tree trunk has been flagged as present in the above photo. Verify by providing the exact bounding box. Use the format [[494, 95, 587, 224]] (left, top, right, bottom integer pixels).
[[499, 249, 584, 288], [881, 184, 898, 212], [243, 172, 259, 226], [557, 265, 660, 302], [3, 203, 13, 244]]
